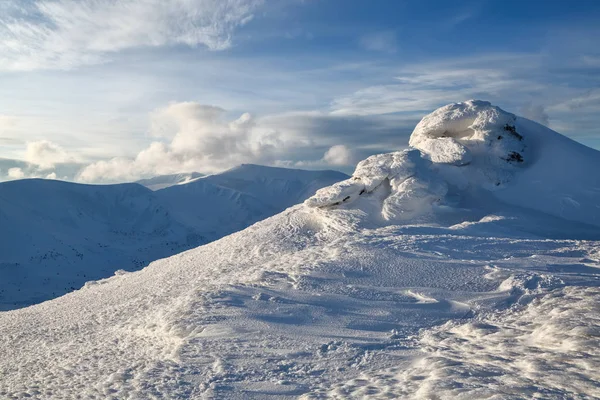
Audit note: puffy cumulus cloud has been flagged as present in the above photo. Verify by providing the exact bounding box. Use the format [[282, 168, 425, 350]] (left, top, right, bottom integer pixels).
[[0, 0, 265, 71], [7, 167, 25, 179], [2, 104, 406, 183], [0, 140, 81, 181], [77, 102, 292, 182], [323, 145, 355, 166], [3, 166, 64, 181], [24, 140, 74, 170]]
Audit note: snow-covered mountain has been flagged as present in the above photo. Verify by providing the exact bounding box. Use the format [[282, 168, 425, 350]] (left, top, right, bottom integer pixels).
[[1, 101, 599, 399], [0, 165, 347, 310], [156, 165, 350, 240], [136, 172, 205, 191]]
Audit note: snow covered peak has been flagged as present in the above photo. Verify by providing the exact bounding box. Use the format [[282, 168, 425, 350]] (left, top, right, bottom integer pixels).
[[306, 100, 600, 227], [409, 100, 524, 166]]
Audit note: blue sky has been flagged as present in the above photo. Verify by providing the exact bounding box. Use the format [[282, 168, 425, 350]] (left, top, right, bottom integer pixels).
[[0, 0, 599, 182]]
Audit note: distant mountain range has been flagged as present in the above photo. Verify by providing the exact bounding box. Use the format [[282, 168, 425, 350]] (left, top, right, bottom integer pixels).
[[0, 164, 348, 310]]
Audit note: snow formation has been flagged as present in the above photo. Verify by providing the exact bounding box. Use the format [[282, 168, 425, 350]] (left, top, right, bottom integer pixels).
[[1, 101, 599, 399], [306, 100, 600, 227]]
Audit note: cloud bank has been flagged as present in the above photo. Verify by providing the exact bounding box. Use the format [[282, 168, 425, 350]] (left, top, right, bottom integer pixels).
[[0, 0, 264, 70], [1, 103, 404, 183], [78, 102, 362, 182]]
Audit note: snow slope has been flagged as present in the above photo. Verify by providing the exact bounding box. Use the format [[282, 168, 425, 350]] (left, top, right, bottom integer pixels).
[[136, 173, 205, 191], [1, 101, 599, 399], [0, 166, 346, 310], [156, 165, 349, 241]]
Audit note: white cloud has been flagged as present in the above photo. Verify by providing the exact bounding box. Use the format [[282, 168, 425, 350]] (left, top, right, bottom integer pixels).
[[24, 140, 74, 169], [323, 145, 354, 166], [7, 167, 25, 179], [0, 0, 264, 71], [359, 31, 397, 53], [77, 102, 291, 182], [3, 166, 64, 181]]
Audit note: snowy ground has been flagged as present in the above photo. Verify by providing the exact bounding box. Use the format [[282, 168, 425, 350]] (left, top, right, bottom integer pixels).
[[1, 101, 598, 399]]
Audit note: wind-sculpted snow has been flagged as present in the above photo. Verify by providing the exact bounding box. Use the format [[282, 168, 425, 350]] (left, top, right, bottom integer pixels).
[[409, 100, 525, 167], [305, 150, 448, 221], [306, 100, 600, 227], [314, 286, 600, 399], [1, 101, 599, 399]]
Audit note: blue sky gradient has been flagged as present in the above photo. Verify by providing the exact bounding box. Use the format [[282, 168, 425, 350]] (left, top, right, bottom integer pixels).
[[0, 0, 599, 181]]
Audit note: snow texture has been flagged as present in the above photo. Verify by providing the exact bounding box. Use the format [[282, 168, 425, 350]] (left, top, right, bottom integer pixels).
[[1, 101, 599, 399]]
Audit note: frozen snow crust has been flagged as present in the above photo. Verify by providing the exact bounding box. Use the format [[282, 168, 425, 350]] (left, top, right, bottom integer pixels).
[[307, 100, 600, 227]]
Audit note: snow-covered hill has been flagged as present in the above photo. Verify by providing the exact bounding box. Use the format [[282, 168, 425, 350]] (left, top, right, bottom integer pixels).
[[136, 172, 205, 191], [156, 165, 349, 241], [0, 166, 347, 310], [1, 101, 599, 399]]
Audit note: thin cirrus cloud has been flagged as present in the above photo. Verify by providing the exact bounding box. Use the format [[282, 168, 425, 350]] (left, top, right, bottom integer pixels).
[[359, 30, 398, 53], [330, 54, 544, 117], [0, 0, 265, 71]]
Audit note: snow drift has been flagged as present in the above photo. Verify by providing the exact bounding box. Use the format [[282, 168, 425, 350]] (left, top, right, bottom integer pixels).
[[0, 101, 598, 399]]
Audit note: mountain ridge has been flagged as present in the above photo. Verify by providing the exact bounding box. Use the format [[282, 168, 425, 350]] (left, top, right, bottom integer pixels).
[[0, 165, 348, 310]]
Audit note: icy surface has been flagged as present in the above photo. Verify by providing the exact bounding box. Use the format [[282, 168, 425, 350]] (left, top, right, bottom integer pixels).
[[1, 101, 599, 399]]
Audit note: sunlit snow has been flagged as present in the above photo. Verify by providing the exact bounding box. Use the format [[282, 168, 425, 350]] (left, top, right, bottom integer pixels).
[[1, 101, 599, 399]]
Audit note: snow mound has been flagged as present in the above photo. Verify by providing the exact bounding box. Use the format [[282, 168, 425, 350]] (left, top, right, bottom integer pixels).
[[306, 100, 600, 227], [409, 99, 525, 166], [305, 150, 447, 220]]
